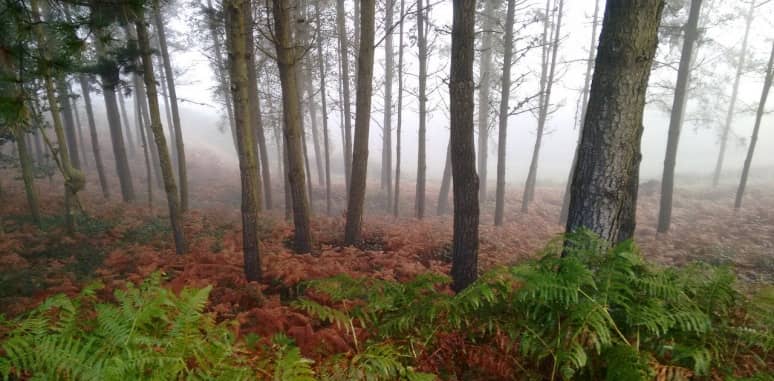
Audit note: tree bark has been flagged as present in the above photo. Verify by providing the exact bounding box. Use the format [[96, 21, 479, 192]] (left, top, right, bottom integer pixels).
[[79, 75, 110, 198], [153, 0, 188, 212], [345, 0, 376, 244], [243, 6, 267, 211], [315, 4, 332, 215], [70, 89, 89, 169], [494, 0, 516, 226], [381, 0, 395, 211], [16, 132, 41, 226], [735, 41, 774, 210], [336, 0, 353, 187], [522, 0, 563, 213], [273, 0, 312, 253], [134, 82, 154, 207], [450, 0, 478, 292], [560, 0, 600, 225], [225, 0, 262, 279], [116, 90, 137, 157], [136, 14, 187, 255], [414, 0, 428, 219], [477, 0, 496, 205], [57, 79, 81, 170], [393, 0, 405, 218], [713, 0, 754, 187], [565, 0, 664, 245], [657, 0, 702, 233]]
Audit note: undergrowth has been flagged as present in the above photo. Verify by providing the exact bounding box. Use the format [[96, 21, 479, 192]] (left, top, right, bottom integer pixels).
[[1, 230, 772, 380]]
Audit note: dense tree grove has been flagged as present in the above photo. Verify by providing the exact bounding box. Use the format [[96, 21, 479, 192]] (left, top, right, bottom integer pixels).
[[2, 0, 774, 377]]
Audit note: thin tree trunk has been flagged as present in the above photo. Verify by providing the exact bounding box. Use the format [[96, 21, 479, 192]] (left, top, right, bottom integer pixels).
[[735, 41, 774, 209], [450, 0, 478, 292], [477, 0, 496, 205], [303, 60, 324, 187], [657, 0, 703, 233], [33, 128, 44, 165], [117, 90, 137, 157], [522, 0, 563, 213], [225, 0, 262, 280], [382, 0, 395, 211], [70, 89, 89, 169], [273, 0, 313, 253], [494, 0, 516, 226], [155, 52, 178, 176], [135, 83, 154, 207], [244, 6, 266, 211], [336, 0, 353, 187], [713, 0, 754, 187], [415, 0, 428, 219], [153, 0, 188, 212], [57, 79, 81, 170], [560, 0, 600, 225], [437, 142, 452, 215], [344, 0, 376, 244], [16, 131, 41, 226], [315, 4, 332, 215], [565, 0, 664, 245], [136, 14, 187, 255], [393, 0, 405, 217], [205, 0, 238, 153], [79, 75, 110, 198]]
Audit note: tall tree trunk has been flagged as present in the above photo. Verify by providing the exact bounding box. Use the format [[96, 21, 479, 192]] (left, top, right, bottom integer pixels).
[[345, 0, 376, 244], [244, 5, 267, 211], [155, 53, 178, 175], [450, 0, 478, 292], [16, 131, 42, 226], [153, 0, 188, 212], [79, 75, 110, 198], [315, 4, 332, 215], [70, 90, 89, 169], [657, 0, 702, 233], [735, 41, 774, 209], [477, 0, 496, 205], [116, 90, 137, 157], [57, 79, 82, 170], [95, 37, 135, 202], [135, 84, 154, 206], [437, 142, 452, 215], [393, 0, 405, 217], [33, 129, 44, 165], [713, 0, 754, 187], [381, 0, 395, 211], [494, 0, 516, 226], [273, 0, 313, 253], [566, 0, 664, 245], [336, 0, 353, 187], [136, 13, 187, 255], [560, 0, 600, 225], [522, 0, 563, 213], [297, 14, 324, 189], [415, 0, 428, 219], [225, 0, 262, 280]]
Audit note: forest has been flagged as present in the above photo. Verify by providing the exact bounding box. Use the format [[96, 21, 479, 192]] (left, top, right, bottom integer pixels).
[[0, 0, 773, 379]]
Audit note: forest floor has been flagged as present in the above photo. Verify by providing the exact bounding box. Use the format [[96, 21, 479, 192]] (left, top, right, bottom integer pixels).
[[1, 148, 773, 366]]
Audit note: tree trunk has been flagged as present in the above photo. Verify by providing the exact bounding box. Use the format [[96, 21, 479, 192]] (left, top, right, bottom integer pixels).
[[336, 0, 353, 187], [560, 0, 600, 225], [155, 53, 178, 176], [297, 16, 324, 189], [273, 0, 313, 253], [565, 0, 664, 245], [657, 0, 702, 233], [381, 0, 395, 211], [57, 79, 81, 170], [16, 131, 41, 226], [79, 75, 110, 198], [205, 0, 238, 153], [393, 0, 405, 218], [70, 89, 89, 169], [133, 66, 164, 190], [315, 4, 332, 215], [713, 0, 754, 187], [477, 0, 496, 205], [522, 0, 563, 213], [116, 90, 137, 157], [415, 0, 428, 219], [225, 0, 262, 280], [136, 14, 187, 255], [494, 0, 516, 226], [153, 0, 189, 212], [345, 0, 376, 244], [134, 83, 154, 207], [437, 142, 452, 215], [244, 5, 267, 211], [735, 41, 774, 210], [450, 0, 478, 292]]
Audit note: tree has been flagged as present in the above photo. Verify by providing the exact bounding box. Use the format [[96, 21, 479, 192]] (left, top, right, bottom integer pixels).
[[78, 74, 110, 198], [735, 41, 774, 210], [393, 0, 406, 217], [522, 0, 564, 213], [57, 79, 81, 170], [493, 0, 516, 226], [381, 0, 395, 211], [315, 4, 332, 215], [437, 143, 452, 215], [224, 0, 261, 280], [344, 0, 376, 244], [135, 9, 187, 255], [450, 0, 478, 292], [273, 0, 312, 253], [559, 0, 600, 225], [414, 0, 428, 219], [477, 0, 497, 204], [335, 0, 353, 187], [243, 3, 267, 211], [657, 0, 703, 233], [712, 0, 755, 187], [565, 0, 665, 245]]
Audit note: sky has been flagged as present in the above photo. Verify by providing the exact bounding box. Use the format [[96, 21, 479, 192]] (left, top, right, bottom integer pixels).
[[142, 0, 774, 191]]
